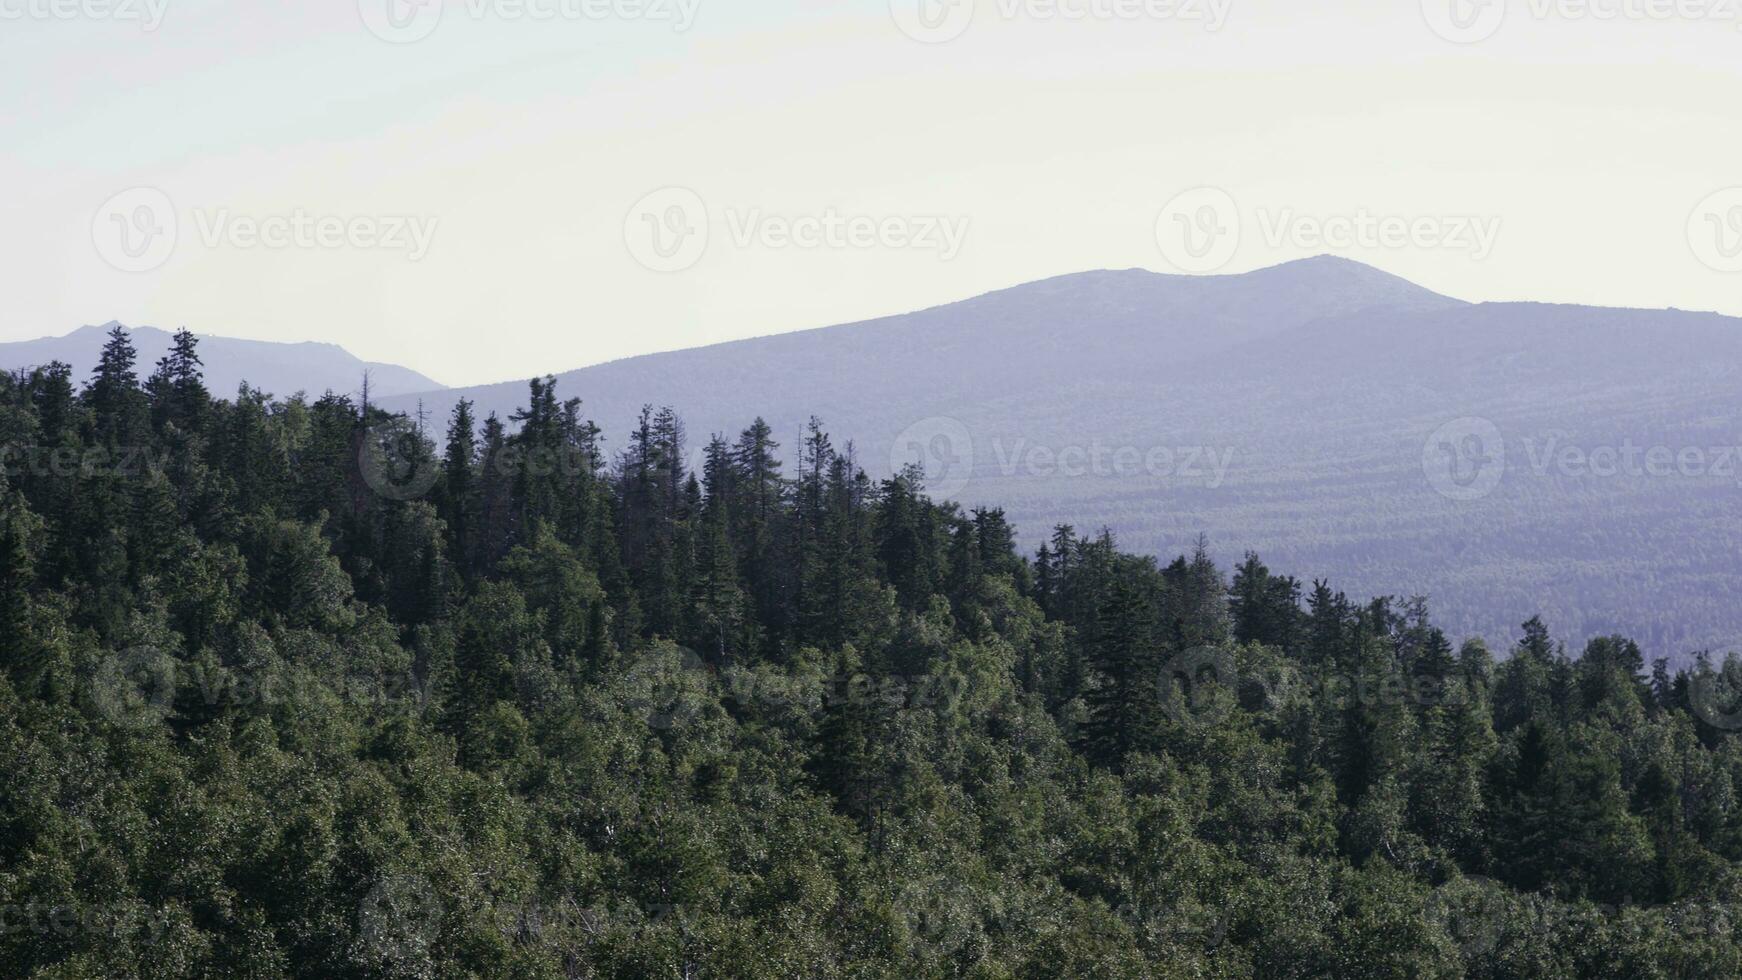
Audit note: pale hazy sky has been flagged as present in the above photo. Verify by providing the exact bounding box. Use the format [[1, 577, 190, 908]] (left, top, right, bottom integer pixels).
[[4, 0, 1742, 387]]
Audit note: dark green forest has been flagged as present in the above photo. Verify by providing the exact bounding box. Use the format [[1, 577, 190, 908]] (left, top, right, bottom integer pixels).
[[4, 326, 1742, 978]]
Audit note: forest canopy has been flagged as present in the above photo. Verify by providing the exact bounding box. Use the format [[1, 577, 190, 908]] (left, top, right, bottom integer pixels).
[[3, 327, 1742, 977]]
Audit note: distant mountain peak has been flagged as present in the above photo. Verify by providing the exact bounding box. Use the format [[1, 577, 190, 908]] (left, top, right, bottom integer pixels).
[[941, 256, 1459, 318], [1262, 253, 1373, 270], [1235, 254, 1462, 299]]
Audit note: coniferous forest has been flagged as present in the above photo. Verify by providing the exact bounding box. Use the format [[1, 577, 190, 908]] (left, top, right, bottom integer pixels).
[[7, 326, 1742, 978]]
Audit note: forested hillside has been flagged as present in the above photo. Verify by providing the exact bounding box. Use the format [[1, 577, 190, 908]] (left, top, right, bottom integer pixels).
[[382, 257, 1742, 659], [6, 327, 1742, 977]]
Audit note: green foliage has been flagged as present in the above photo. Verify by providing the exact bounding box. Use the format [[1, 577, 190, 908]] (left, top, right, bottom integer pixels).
[[0, 350, 1739, 977]]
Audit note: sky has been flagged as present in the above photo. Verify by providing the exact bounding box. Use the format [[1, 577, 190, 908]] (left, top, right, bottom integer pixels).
[[4, 0, 1742, 388]]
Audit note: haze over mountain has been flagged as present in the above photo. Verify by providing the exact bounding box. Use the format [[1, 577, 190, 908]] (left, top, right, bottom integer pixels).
[[384, 255, 1739, 660], [0, 323, 444, 402]]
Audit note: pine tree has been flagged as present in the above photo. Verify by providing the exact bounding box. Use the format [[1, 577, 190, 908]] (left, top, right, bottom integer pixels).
[[972, 507, 1018, 579], [438, 398, 478, 574], [1033, 543, 1056, 612], [510, 377, 564, 531], [217, 385, 286, 516], [1649, 657, 1674, 713], [811, 648, 885, 827], [1161, 537, 1228, 650], [618, 405, 662, 576], [691, 493, 746, 661], [554, 396, 605, 547], [147, 328, 210, 436], [875, 468, 934, 610], [31, 361, 78, 446], [476, 413, 514, 570], [1229, 552, 1302, 650], [0, 480, 42, 690], [1081, 578, 1160, 766], [794, 417, 834, 643], [445, 581, 536, 766], [1576, 634, 1646, 717], [652, 406, 687, 522], [1411, 655, 1496, 866], [1305, 580, 1350, 670], [945, 514, 982, 617], [86, 325, 146, 447], [1493, 617, 1563, 733], [732, 418, 784, 644]]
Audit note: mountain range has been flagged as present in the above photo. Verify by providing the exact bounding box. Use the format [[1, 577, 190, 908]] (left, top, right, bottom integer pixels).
[[380, 256, 1741, 660], [30, 258, 1742, 659], [0, 323, 444, 401]]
